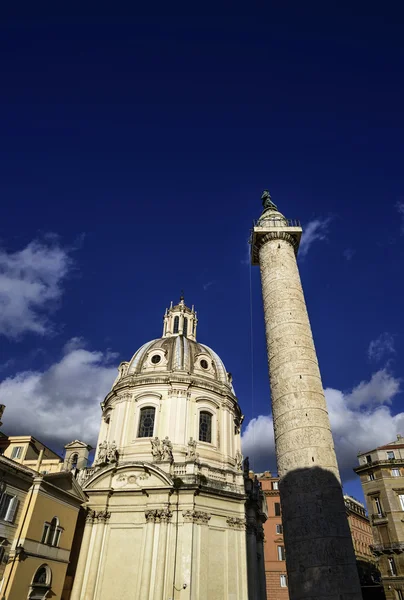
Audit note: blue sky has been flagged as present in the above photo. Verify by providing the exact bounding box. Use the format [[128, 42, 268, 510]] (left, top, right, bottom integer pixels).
[[1, 8, 404, 503]]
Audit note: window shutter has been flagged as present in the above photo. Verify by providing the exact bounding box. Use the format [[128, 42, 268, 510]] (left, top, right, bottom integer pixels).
[[5, 497, 18, 523]]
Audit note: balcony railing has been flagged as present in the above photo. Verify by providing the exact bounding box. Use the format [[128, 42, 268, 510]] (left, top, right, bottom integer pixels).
[[253, 218, 301, 228], [371, 512, 388, 523], [371, 542, 404, 555]]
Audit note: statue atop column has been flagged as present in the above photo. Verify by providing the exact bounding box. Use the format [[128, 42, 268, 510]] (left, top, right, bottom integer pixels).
[[261, 190, 278, 211]]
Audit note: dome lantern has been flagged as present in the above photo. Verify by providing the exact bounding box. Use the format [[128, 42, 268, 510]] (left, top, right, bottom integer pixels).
[[162, 294, 197, 341]]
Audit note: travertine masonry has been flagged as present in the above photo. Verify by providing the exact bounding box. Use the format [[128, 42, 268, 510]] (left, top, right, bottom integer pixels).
[[252, 197, 362, 600], [259, 238, 339, 476]]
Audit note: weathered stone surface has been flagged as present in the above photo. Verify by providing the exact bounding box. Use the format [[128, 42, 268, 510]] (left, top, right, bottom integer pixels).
[[255, 230, 361, 600]]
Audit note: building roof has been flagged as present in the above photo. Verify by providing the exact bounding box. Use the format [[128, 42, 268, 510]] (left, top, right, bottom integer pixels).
[[111, 335, 235, 392]]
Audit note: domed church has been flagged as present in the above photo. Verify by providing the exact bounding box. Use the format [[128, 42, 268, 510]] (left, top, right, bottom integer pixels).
[[70, 297, 266, 600]]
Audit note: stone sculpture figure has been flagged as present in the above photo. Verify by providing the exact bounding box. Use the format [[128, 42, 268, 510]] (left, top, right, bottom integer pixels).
[[95, 440, 108, 465], [235, 450, 243, 470], [162, 437, 173, 462], [107, 441, 118, 463], [187, 437, 198, 460], [150, 437, 162, 460]]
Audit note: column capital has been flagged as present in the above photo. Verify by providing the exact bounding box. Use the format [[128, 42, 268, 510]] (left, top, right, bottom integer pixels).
[[182, 510, 211, 525], [226, 516, 246, 530]]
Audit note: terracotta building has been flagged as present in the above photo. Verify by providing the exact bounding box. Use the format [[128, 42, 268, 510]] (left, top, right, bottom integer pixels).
[[258, 472, 288, 600], [344, 495, 374, 563], [355, 436, 404, 600]]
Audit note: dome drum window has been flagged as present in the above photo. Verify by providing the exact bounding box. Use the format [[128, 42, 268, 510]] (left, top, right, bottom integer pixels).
[[200, 359, 209, 370], [199, 411, 212, 444], [138, 407, 156, 438], [151, 354, 161, 364]]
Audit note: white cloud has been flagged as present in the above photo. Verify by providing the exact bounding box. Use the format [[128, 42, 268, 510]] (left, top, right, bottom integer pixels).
[[203, 281, 215, 291], [0, 341, 117, 447], [0, 238, 71, 338], [343, 248, 355, 261], [368, 333, 395, 362], [299, 217, 332, 257], [396, 201, 404, 234], [241, 369, 402, 482]]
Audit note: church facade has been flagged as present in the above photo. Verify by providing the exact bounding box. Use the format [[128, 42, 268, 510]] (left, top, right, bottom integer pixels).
[[70, 298, 265, 600]]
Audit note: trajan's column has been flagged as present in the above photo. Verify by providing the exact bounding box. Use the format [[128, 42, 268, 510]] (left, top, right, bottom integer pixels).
[[251, 191, 361, 600]]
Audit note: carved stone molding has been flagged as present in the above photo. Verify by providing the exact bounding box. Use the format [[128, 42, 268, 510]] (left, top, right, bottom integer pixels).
[[256, 231, 299, 254], [145, 508, 173, 523], [226, 517, 246, 530], [182, 510, 211, 525], [85, 510, 95, 524], [94, 510, 111, 523]]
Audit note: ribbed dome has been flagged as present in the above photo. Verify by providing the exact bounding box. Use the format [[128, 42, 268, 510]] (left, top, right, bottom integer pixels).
[[123, 335, 233, 390]]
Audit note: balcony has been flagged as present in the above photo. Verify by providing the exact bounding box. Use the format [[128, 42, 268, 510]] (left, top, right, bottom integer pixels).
[[371, 512, 388, 524], [371, 542, 404, 555]]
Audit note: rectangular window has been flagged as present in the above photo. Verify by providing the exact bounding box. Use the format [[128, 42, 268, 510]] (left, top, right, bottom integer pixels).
[[272, 481, 279, 490], [392, 469, 400, 477], [274, 502, 281, 516], [374, 497, 383, 516], [277, 546, 285, 561], [387, 451, 395, 460], [388, 557, 397, 576], [366, 455, 372, 464], [276, 524, 283, 534], [369, 472, 375, 481], [138, 407, 156, 438], [41, 523, 50, 544], [10, 446, 22, 459], [280, 575, 287, 588], [398, 495, 404, 511], [0, 494, 18, 522], [199, 412, 212, 443]]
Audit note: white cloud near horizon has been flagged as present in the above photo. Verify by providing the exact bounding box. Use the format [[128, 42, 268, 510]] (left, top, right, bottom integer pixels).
[[368, 332, 395, 363], [241, 368, 402, 482], [299, 217, 332, 257], [0, 340, 117, 448], [0, 238, 71, 338]]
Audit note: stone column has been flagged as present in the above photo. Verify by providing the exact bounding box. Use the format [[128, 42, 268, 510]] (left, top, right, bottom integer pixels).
[[83, 510, 110, 600], [154, 508, 172, 600], [70, 511, 94, 600], [251, 197, 361, 600], [139, 510, 156, 599], [245, 516, 258, 600]]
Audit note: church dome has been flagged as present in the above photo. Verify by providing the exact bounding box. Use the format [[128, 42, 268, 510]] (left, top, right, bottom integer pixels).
[[126, 336, 231, 386], [111, 296, 235, 393]]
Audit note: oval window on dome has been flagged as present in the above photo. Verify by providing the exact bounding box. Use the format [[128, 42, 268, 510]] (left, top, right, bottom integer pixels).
[[200, 359, 209, 370], [151, 354, 161, 364]]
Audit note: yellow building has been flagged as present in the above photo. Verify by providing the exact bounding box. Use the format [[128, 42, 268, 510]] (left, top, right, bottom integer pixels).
[[0, 434, 87, 600], [355, 436, 404, 600]]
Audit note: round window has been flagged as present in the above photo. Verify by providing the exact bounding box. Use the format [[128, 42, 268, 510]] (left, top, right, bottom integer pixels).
[[151, 355, 161, 364], [200, 359, 209, 370]]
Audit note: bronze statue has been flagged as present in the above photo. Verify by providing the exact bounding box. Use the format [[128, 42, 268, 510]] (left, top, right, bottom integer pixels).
[[261, 190, 277, 211]]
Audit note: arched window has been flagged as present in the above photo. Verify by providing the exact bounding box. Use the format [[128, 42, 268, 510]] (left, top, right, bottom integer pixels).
[[199, 411, 212, 443], [43, 517, 62, 547], [138, 407, 156, 438], [183, 317, 188, 337], [173, 316, 179, 334], [70, 453, 78, 469], [29, 564, 51, 599]]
